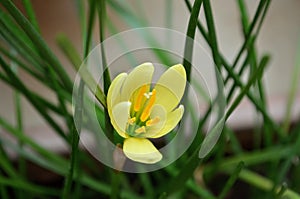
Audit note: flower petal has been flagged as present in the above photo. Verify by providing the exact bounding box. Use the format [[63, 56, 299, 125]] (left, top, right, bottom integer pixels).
[[151, 105, 184, 138], [123, 137, 162, 164], [111, 102, 131, 138], [144, 104, 167, 138], [120, 62, 154, 101], [154, 64, 186, 112], [107, 73, 127, 117]]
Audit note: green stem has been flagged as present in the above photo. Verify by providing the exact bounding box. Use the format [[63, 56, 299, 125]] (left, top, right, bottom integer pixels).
[[165, 1, 203, 196], [165, 163, 215, 199], [221, 55, 285, 137], [0, 0, 73, 92], [106, 0, 173, 65], [97, 0, 112, 137], [0, 176, 60, 197], [56, 34, 107, 108], [237, 170, 300, 198], [225, 56, 268, 119], [0, 184, 9, 199], [185, 0, 276, 137], [282, 38, 300, 133], [97, 2, 119, 199], [74, 0, 86, 35], [0, 56, 68, 141], [11, 51, 27, 199], [0, 18, 44, 73], [182, 0, 203, 82], [62, 0, 96, 197], [22, 0, 40, 32], [0, 46, 44, 83], [139, 173, 154, 199], [204, 146, 293, 176], [218, 162, 244, 199], [203, 0, 221, 69], [98, 0, 111, 94], [227, 0, 268, 77], [110, 171, 121, 199], [0, 147, 18, 178], [225, 51, 251, 101], [0, 117, 66, 170], [61, 82, 83, 199], [236, 0, 272, 148], [0, 116, 141, 198]]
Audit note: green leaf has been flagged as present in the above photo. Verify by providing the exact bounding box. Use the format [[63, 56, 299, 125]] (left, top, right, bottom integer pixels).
[[0, 0, 73, 92], [164, 1, 205, 196], [198, 116, 225, 158], [0, 56, 68, 141], [218, 162, 244, 199], [0, 176, 60, 196], [225, 55, 269, 119], [56, 34, 107, 108], [183, 0, 203, 81], [22, 0, 40, 32], [283, 38, 300, 133]]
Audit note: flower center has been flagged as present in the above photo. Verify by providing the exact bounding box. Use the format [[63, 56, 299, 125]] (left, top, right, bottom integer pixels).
[[126, 85, 160, 137]]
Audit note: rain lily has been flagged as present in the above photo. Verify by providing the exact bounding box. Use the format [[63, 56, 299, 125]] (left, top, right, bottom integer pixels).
[[107, 63, 186, 164]]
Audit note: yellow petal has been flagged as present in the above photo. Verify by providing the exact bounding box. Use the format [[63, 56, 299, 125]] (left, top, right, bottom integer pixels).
[[120, 62, 154, 101], [107, 73, 127, 117], [123, 137, 162, 164], [154, 64, 186, 112], [151, 105, 184, 138], [144, 104, 166, 137], [111, 102, 131, 138]]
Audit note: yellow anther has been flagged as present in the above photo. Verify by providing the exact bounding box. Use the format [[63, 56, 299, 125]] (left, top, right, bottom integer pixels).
[[140, 89, 156, 122], [134, 85, 147, 112], [135, 126, 146, 134], [128, 117, 136, 125], [146, 117, 160, 126]]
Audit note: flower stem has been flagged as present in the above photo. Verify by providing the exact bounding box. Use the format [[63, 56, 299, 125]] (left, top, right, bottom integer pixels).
[[62, 1, 96, 198]]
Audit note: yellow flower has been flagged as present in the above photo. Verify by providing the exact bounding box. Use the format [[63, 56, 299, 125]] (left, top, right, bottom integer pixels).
[[107, 63, 186, 164]]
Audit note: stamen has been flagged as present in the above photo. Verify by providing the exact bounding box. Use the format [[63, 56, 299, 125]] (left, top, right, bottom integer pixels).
[[140, 89, 156, 122], [134, 85, 147, 112], [135, 126, 146, 134], [146, 117, 160, 126], [128, 117, 136, 125]]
